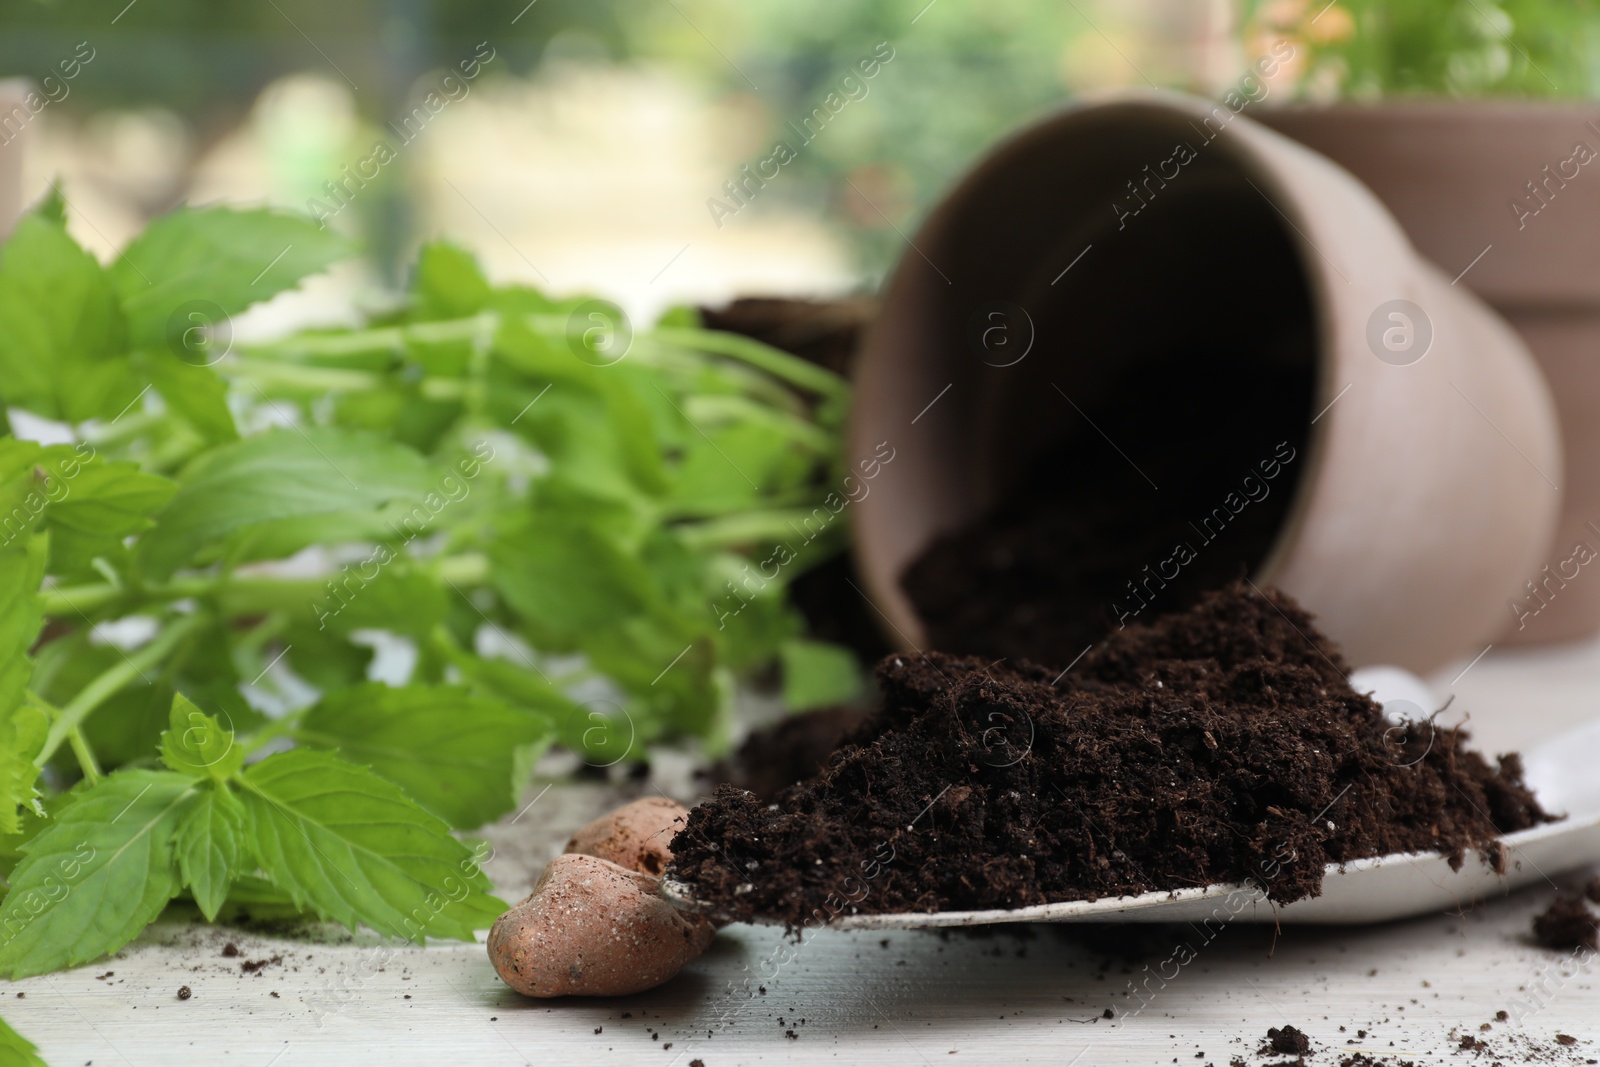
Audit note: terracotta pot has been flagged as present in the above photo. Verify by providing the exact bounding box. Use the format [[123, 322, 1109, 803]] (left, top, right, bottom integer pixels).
[[848, 90, 1561, 673], [1257, 103, 1600, 646]]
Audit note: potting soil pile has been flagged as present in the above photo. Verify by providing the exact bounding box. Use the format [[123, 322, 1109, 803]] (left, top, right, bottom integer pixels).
[[670, 583, 1552, 925]]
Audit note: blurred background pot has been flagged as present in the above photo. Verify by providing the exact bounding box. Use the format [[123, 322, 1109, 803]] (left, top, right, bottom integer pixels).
[[1258, 103, 1600, 646], [848, 90, 1561, 674]]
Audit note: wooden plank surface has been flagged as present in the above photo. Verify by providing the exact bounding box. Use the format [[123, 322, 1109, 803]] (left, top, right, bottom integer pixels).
[[3, 641, 1599, 1064]]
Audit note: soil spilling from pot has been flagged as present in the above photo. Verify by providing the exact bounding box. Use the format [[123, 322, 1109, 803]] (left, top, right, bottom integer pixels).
[[669, 583, 1552, 926], [901, 351, 1312, 666]]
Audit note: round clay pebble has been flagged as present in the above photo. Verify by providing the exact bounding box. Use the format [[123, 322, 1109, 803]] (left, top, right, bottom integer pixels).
[[488, 853, 714, 998], [564, 796, 690, 876]]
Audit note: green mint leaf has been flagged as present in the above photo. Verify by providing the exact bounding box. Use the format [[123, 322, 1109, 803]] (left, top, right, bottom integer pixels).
[[490, 511, 658, 645], [654, 304, 701, 330], [44, 458, 177, 539], [32, 185, 67, 227], [0, 438, 47, 518], [445, 653, 585, 723], [583, 624, 721, 744], [159, 694, 242, 781], [0, 699, 49, 838], [239, 750, 504, 942], [0, 531, 46, 717], [488, 324, 668, 497], [279, 626, 374, 691], [295, 683, 552, 829], [221, 508, 395, 567], [408, 241, 491, 321], [138, 427, 440, 580], [0, 1011, 47, 1067], [174, 782, 245, 921], [219, 872, 298, 912], [303, 563, 448, 640], [39, 456, 176, 578], [0, 215, 132, 422], [779, 638, 863, 712], [0, 529, 48, 836], [0, 770, 196, 978], [109, 206, 350, 349], [135, 350, 239, 444]]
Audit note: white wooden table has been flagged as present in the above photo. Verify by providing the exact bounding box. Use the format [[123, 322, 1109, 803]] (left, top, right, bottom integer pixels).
[[4, 639, 1599, 1065]]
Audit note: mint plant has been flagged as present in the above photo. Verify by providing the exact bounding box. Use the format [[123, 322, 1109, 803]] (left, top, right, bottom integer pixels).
[[1247, 0, 1600, 98], [0, 197, 854, 989]]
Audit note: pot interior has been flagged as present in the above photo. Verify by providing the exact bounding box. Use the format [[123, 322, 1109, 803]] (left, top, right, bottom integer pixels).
[[887, 104, 1322, 659]]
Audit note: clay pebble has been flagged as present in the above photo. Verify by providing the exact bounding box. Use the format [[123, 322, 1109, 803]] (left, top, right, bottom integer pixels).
[[564, 796, 690, 876], [489, 853, 714, 998]]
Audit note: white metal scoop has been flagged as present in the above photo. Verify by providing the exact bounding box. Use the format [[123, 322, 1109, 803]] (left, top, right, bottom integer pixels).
[[663, 668, 1600, 929]]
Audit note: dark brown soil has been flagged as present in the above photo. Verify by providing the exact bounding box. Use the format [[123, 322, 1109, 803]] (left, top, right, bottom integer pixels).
[[1532, 893, 1599, 950], [669, 583, 1552, 925], [699, 296, 874, 381], [700, 704, 869, 801], [1264, 1026, 1311, 1055], [901, 353, 1310, 667], [786, 553, 893, 666]]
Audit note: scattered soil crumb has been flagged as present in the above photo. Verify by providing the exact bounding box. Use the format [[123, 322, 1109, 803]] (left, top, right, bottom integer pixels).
[[241, 954, 284, 974], [1264, 1026, 1311, 1056], [1533, 893, 1599, 951]]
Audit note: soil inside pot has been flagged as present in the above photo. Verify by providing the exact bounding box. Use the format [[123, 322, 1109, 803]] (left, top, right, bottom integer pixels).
[[902, 177, 1320, 667], [902, 347, 1313, 666], [669, 583, 1552, 926]]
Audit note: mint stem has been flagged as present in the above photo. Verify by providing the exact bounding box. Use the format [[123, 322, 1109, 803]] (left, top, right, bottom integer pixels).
[[66, 726, 102, 785], [39, 553, 489, 617], [36, 613, 206, 766]]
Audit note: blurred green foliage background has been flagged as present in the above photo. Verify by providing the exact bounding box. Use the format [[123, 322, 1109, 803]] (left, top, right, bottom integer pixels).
[[4, 0, 1600, 280]]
